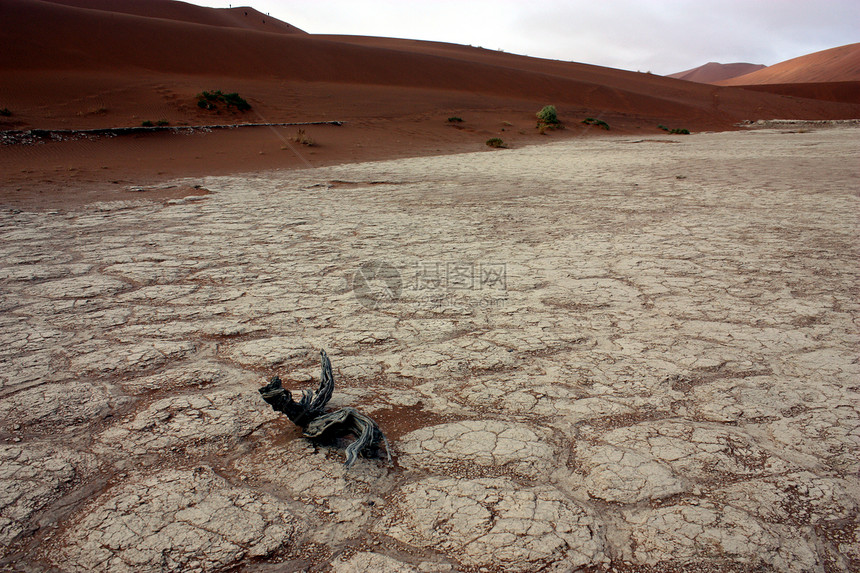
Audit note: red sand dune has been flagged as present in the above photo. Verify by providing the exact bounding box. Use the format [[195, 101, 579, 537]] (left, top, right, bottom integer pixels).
[[41, 0, 307, 34], [731, 82, 860, 105], [719, 43, 860, 85], [668, 62, 766, 84], [4, 0, 857, 125], [2, 0, 860, 208]]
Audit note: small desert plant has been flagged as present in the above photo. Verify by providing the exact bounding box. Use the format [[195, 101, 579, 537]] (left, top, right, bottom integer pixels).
[[197, 96, 216, 110], [486, 137, 507, 148], [447, 116, 464, 123], [582, 117, 610, 130], [658, 125, 690, 134], [222, 92, 251, 111], [0, 108, 11, 117], [141, 120, 154, 127], [536, 105, 559, 125], [157, 119, 169, 126], [291, 129, 314, 146], [196, 90, 251, 111]]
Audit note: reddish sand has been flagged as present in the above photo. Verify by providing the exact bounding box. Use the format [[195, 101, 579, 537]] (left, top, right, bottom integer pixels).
[[667, 62, 766, 84], [34, 0, 307, 34], [731, 82, 860, 105], [719, 43, 860, 85], [2, 0, 860, 209]]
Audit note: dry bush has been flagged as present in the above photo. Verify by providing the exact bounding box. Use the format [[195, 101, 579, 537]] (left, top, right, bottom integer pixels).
[[291, 129, 315, 146]]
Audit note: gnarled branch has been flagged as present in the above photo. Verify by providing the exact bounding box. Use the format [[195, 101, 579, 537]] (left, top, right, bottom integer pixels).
[[259, 349, 390, 467]]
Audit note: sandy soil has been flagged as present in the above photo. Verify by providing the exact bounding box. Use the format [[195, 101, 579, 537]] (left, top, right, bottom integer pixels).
[[0, 111, 666, 210], [1, 126, 858, 571], [727, 81, 860, 104]]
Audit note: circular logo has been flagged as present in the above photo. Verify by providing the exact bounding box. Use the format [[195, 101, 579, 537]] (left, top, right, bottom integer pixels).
[[352, 261, 402, 310]]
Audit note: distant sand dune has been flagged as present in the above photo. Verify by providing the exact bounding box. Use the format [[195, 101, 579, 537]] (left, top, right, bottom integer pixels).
[[42, 0, 307, 34], [2, 0, 859, 207], [719, 43, 860, 85], [668, 62, 766, 84]]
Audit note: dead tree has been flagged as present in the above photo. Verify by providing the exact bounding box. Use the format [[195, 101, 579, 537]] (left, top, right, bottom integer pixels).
[[259, 350, 390, 467]]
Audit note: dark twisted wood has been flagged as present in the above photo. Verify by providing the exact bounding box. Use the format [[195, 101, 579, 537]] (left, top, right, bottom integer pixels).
[[259, 349, 390, 467]]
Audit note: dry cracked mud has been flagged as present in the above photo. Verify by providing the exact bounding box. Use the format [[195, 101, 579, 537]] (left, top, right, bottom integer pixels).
[[1, 127, 859, 572]]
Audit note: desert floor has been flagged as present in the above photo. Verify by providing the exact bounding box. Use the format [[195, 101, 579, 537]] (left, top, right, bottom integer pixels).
[[1, 127, 858, 572]]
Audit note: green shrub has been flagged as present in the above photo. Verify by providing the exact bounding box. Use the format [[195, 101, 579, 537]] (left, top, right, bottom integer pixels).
[[536, 105, 559, 125], [141, 120, 154, 127], [222, 92, 251, 111], [197, 91, 220, 110], [447, 116, 463, 123], [157, 119, 169, 126], [0, 107, 12, 117], [196, 90, 251, 112], [658, 125, 690, 134], [486, 138, 507, 148], [582, 117, 610, 130]]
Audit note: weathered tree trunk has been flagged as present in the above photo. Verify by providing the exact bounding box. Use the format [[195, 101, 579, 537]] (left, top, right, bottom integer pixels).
[[259, 350, 390, 467]]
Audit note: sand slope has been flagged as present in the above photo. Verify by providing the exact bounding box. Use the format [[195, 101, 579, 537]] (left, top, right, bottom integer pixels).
[[41, 0, 307, 34], [733, 82, 860, 105], [668, 62, 766, 84], [719, 43, 860, 85], [3, 0, 859, 126]]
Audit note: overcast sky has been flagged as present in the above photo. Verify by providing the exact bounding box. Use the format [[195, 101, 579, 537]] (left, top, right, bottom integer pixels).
[[194, 0, 858, 75]]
